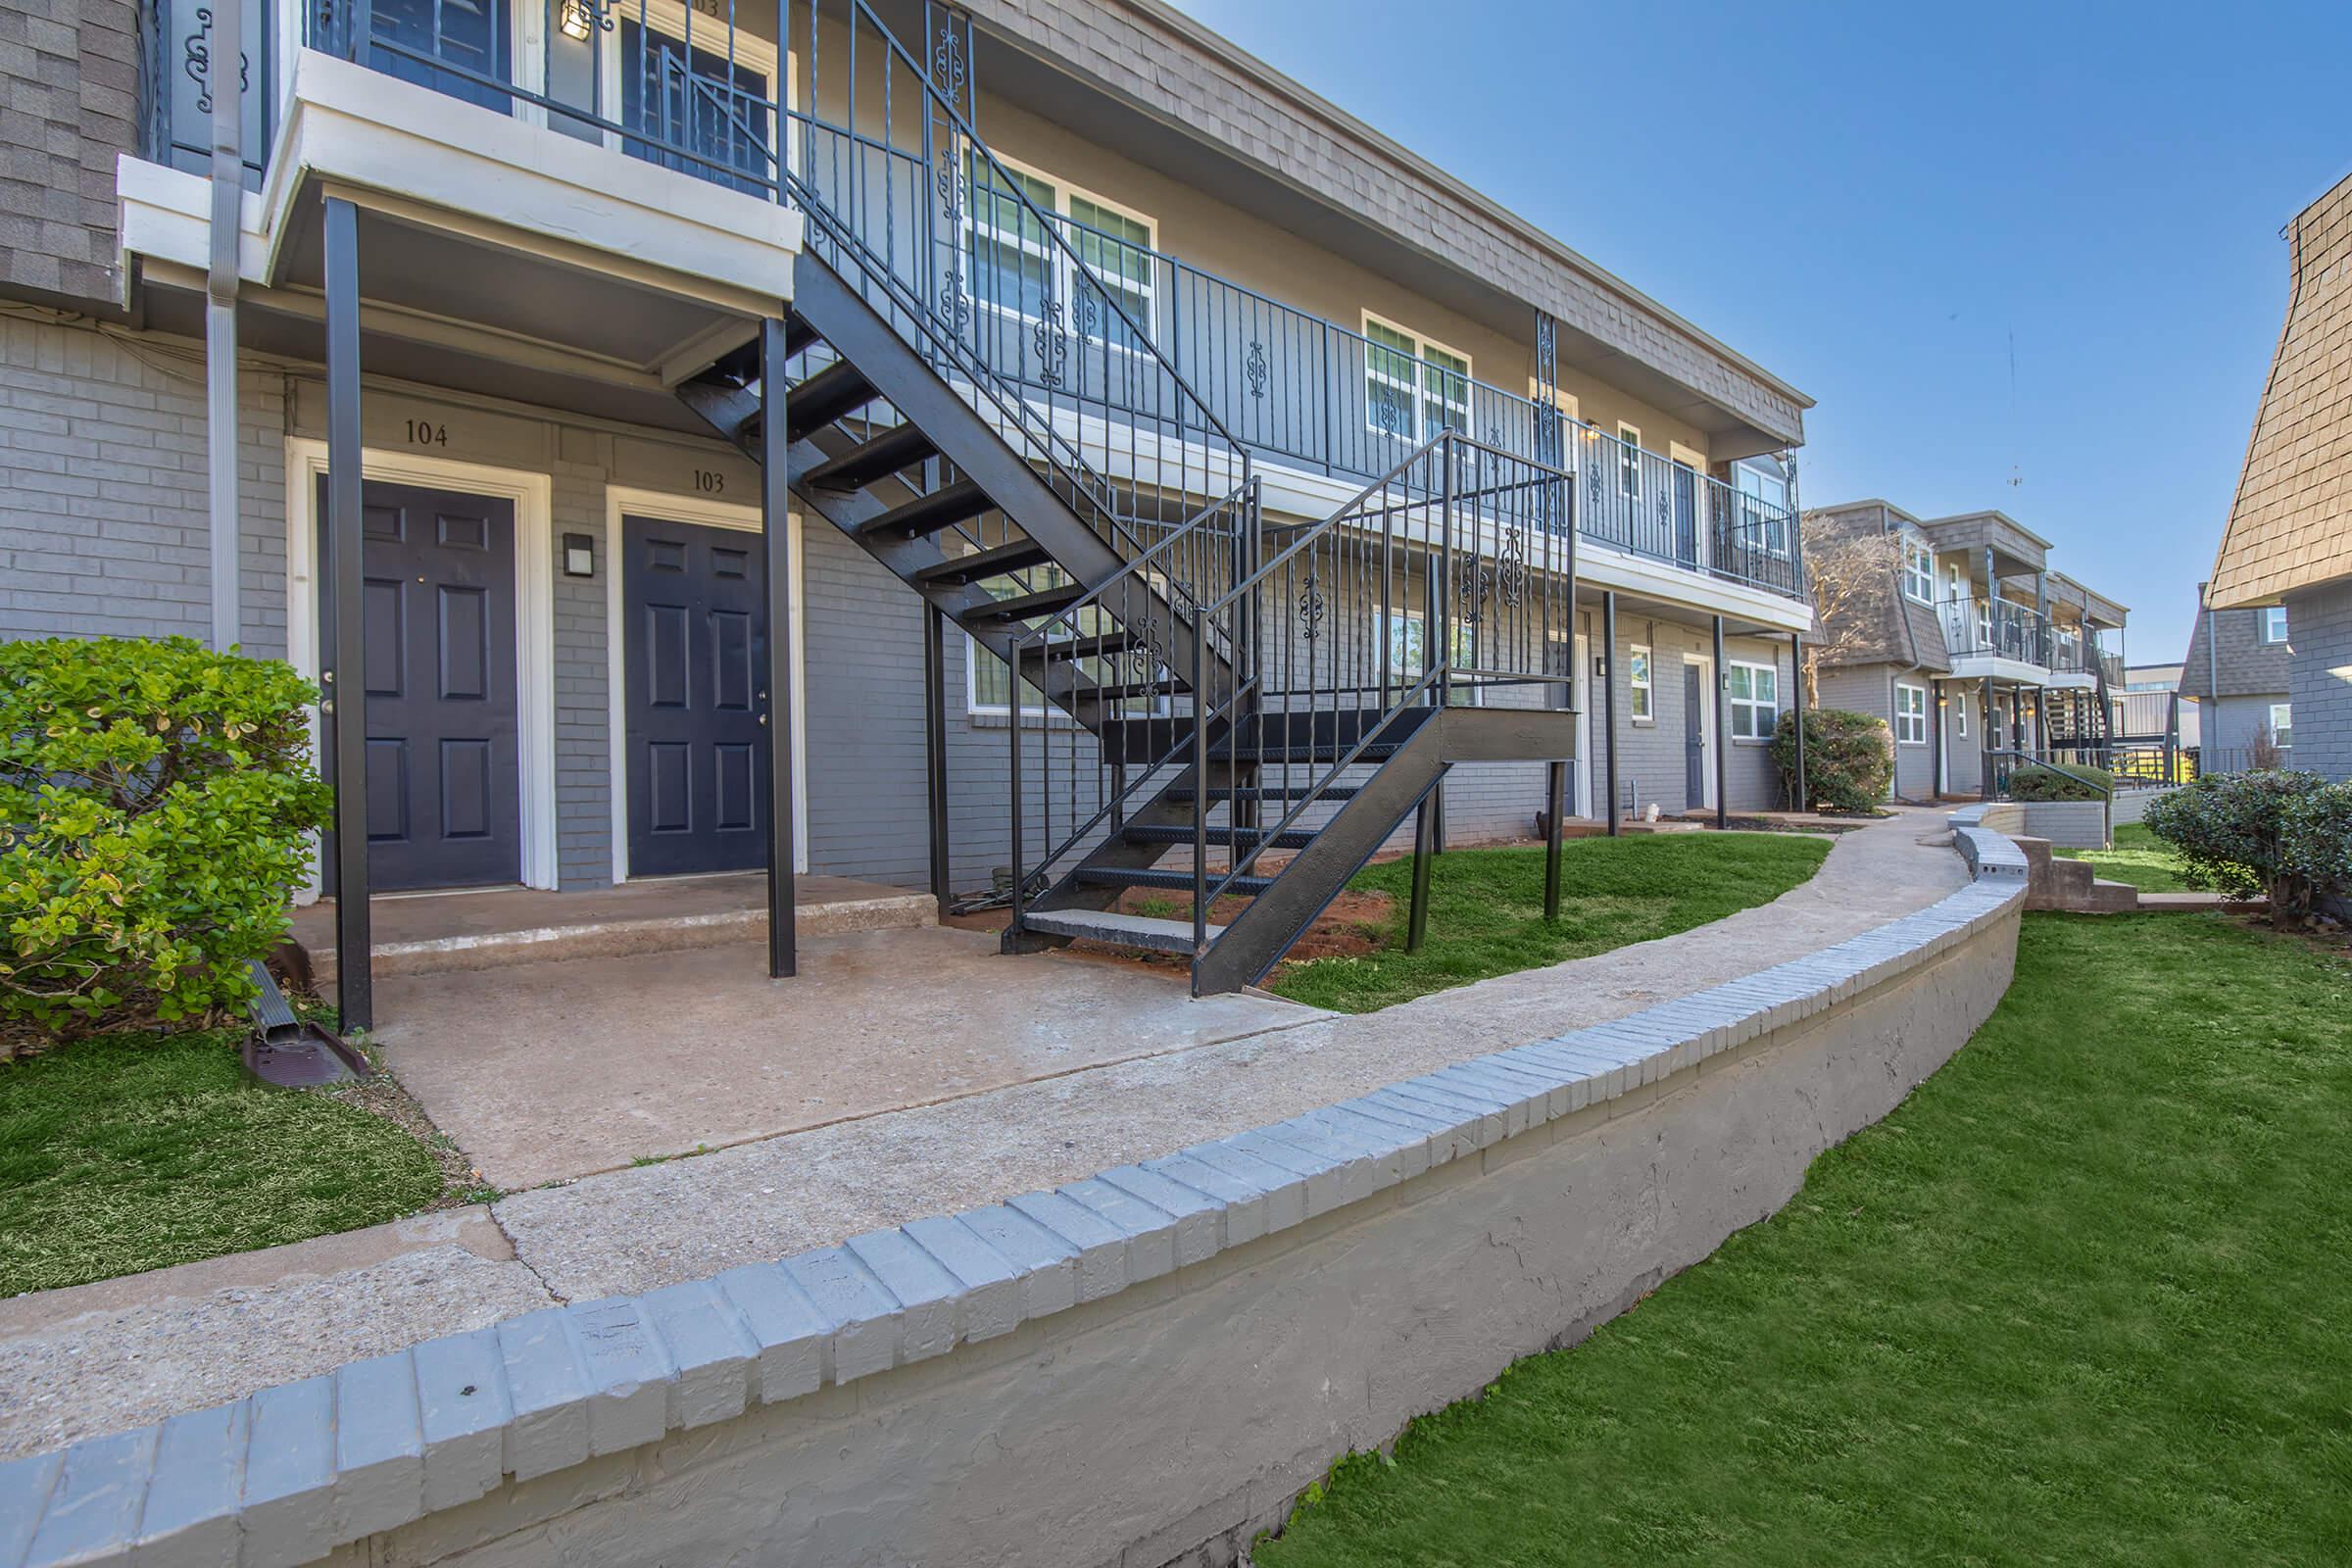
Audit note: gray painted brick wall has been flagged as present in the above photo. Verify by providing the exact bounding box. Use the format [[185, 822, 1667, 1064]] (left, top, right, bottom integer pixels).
[[0, 317, 1813, 902], [0, 318, 284, 650]]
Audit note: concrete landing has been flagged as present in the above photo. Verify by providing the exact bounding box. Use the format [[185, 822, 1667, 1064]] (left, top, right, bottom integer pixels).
[[369, 923, 1326, 1190], [293, 872, 934, 983]]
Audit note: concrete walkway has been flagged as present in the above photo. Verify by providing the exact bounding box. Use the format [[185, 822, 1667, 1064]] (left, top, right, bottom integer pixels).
[[0, 809, 1967, 1461]]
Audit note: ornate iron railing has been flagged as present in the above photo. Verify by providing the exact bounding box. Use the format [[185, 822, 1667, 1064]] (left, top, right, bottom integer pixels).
[[140, 0, 1804, 609], [1939, 595, 2051, 666]]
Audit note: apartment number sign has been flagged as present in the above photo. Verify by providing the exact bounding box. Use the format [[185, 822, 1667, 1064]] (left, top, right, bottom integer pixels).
[[694, 469, 727, 494], [405, 418, 450, 447]]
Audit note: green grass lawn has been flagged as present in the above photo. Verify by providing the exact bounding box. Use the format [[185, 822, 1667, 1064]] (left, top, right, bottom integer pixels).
[[1266, 834, 1832, 1014], [2053, 821, 2195, 893], [1257, 912, 2352, 1566], [0, 1030, 446, 1297]]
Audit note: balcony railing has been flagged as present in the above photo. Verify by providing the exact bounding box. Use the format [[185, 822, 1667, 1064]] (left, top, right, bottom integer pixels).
[[1939, 596, 2050, 667], [137, 0, 1806, 604]]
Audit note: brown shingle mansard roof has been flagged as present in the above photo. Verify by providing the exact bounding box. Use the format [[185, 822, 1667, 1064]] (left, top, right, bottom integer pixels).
[[2210, 167, 2352, 608]]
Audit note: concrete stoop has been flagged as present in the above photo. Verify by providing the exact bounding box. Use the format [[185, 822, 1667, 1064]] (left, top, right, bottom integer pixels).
[[2013, 836, 2139, 914], [301, 877, 936, 986]]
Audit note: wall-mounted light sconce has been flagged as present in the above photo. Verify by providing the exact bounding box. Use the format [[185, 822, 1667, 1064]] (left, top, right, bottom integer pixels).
[[563, 532, 596, 578], [559, 0, 612, 41]]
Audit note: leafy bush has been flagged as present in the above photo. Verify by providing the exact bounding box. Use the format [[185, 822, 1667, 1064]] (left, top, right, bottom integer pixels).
[[2280, 783, 2352, 920], [1770, 709, 1890, 813], [2007, 762, 2113, 803], [2141, 770, 2331, 924], [1, 637, 331, 1044]]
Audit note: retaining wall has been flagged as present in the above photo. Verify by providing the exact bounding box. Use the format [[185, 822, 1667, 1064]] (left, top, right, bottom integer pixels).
[[0, 835, 2029, 1568], [1967, 799, 2107, 849], [2111, 786, 2180, 828]]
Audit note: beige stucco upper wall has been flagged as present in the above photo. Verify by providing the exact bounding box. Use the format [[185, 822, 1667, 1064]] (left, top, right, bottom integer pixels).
[[956, 0, 1811, 450], [2210, 168, 2352, 608], [973, 98, 1719, 465]]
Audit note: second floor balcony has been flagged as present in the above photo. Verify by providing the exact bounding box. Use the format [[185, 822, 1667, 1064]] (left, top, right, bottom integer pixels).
[[1939, 595, 2050, 671], [137, 0, 1805, 607]]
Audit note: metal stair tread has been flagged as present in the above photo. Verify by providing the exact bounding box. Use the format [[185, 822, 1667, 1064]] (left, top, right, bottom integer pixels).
[[1020, 908, 1224, 955], [803, 423, 938, 489], [1075, 866, 1276, 896], [914, 538, 1053, 584], [1121, 825, 1318, 851], [1164, 785, 1364, 803], [858, 478, 996, 541], [966, 583, 1088, 623], [785, 359, 881, 439]]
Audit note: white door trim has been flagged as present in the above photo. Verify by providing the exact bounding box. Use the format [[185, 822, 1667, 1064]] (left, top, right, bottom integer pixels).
[[1573, 631, 1592, 818], [284, 437, 559, 896], [1683, 651, 1716, 811], [604, 485, 808, 883]]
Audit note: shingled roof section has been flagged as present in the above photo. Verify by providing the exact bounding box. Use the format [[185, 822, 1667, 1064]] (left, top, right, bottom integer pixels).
[[2209, 168, 2352, 609]]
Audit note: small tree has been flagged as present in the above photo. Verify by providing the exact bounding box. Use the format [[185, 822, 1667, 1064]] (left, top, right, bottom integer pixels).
[[2247, 721, 2285, 773], [1795, 520, 1906, 707], [1771, 708, 1892, 813], [0, 637, 331, 1044], [2142, 770, 2328, 926]]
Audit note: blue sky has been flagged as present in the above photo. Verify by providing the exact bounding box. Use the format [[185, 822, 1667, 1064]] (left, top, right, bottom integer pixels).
[[1164, 0, 2352, 661]]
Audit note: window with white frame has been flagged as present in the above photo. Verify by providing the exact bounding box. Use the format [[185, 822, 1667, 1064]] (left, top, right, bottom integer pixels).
[[1945, 562, 1964, 603], [1734, 461, 1791, 555], [1628, 643, 1653, 722], [965, 151, 1157, 351], [2271, 702, 2294, 748], [2261, 606, 2289, 644], [1954, 689, 1969, 738], [1727, 661, 1779, 740], [1617, 423, 1642, 499], [1900, 534, 1935, 603], [1364, 317, 1470, 440], [1894, 682, 1929, 745], [1379, 609, 1477, 696], [964, 564, 1165, 718]]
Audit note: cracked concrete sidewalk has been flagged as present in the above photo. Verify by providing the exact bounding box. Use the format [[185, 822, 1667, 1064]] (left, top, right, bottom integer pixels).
[[0, 808, 1967, 1461]]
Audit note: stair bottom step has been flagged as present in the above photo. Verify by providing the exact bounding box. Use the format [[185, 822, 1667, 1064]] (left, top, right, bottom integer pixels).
[[1078, 867, 1275, 896], [1023, 908, 1224, 955]]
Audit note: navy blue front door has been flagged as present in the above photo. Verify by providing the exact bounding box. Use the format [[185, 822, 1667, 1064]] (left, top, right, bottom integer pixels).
[[319, 478, 522, 892], [623, 517, 771, 876]]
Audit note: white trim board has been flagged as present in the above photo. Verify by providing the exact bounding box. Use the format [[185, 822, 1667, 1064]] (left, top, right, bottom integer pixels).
[[604, 486, 809, 884], [284, 437, 561, 895]]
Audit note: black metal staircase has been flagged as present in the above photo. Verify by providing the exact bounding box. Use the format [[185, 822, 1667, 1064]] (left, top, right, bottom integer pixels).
[[676, 0, 1578, 993]]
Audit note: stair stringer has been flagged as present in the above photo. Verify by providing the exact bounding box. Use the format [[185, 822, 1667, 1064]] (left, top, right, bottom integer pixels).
[[1191, 707, 1580, 996]]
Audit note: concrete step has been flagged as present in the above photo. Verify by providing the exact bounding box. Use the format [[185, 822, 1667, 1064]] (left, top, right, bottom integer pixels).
[[303, 881, 935, 985], [1022, 908, 1222, 955], [2080, 878, 2143, 914]]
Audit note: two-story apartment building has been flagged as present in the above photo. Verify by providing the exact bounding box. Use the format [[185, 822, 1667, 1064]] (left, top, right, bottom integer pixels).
[[2203, 167, 2352, 781], [2180, 584, 2296, 769], [0, 0, 1813, 1017], [1803, 500, 2126, 800]]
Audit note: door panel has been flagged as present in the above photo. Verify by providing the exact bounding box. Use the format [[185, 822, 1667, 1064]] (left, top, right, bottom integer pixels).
[[319, 478, 522, 892], [1684, 662, 1706, 809], [624, 516, 773, 876]]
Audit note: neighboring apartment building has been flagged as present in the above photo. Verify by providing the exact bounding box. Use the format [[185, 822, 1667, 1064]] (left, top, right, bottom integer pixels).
[[1802, 500, 2126, 801], [0, 0, 1813, 1009], [2117, 661, 2200, 752], [2203, 167, 2352, 781], [2180, 585, 2295, 768]]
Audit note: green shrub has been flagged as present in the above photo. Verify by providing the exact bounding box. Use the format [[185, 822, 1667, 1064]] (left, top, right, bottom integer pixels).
[[1770, 708, 1890, 812], [1, 637, 331, 1044], [2280, 783, 2352, 919], [2141, 770, 2330, 923], [2007, 761, 2113, 803]]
